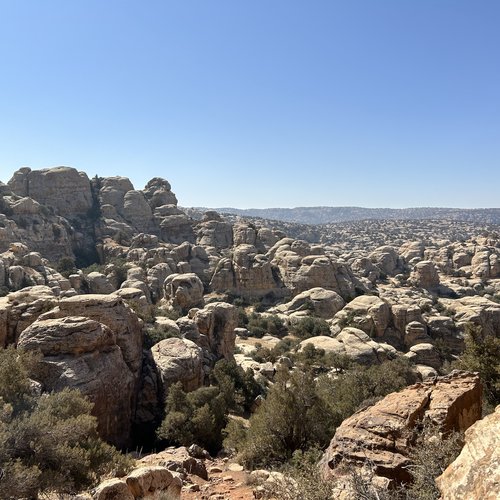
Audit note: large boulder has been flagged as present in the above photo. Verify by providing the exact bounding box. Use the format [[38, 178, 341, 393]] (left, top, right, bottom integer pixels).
[[410, 260, 440, 289], [55, 294, 143, 378], [211, 244, 281, 298], [126, 466, 181, 499], [333, 295, 391, 338], [446, 296, 500, 337], [151, 338, 204, 398], [299, 328, 395, 365], [436, 405, 500, 500], [274, 287, 345, 319], [164, 273, 204, 313], [368, 246, 402, 276], [320, 371, 482, 485], [0, 285, 58, 347], [18, 316, 135, 447], [273, 248, 359, 301]]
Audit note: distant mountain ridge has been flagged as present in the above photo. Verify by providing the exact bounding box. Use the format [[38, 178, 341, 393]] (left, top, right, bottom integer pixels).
[[197, 206, 500, 225]]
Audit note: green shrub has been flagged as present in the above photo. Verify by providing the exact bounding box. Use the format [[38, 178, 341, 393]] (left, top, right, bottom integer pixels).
[[316, 357, 418, 432], [56, 256, 77, 278], [246, 313, 286, 338], [144, 326, 182, 349], [289, 316, 331, 339], [225, 367, 332, 469], [157, 383, 227, 454], [0, 347, 131, 498], [454, 322, 500, 408], [405, 422, 463, 500]]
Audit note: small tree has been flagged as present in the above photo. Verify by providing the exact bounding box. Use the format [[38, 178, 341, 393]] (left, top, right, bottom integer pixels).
[[455, 323, 500, 408]]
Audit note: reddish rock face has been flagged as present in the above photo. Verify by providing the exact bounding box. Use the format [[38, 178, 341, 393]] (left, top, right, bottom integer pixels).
[[320, 371, 482, 484], [436, 405, 500, 500]]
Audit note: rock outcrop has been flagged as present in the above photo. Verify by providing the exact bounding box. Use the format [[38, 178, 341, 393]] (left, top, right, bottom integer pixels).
[[436, 405, 500, 500], [18, 316, 135, 447], [152, 338, 204, 398], [8, 166, 93, 217], [320, 371, 482, 485]]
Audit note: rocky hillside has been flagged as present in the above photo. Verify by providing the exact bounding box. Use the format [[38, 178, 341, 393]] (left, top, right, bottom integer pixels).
[[0, 165, 499, 499]]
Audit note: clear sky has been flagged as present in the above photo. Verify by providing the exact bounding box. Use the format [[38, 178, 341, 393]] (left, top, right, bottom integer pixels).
[[0, 1, 498, 208]]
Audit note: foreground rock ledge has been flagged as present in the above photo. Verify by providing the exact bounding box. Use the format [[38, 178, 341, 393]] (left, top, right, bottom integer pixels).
[[320, 371, 482, 485]]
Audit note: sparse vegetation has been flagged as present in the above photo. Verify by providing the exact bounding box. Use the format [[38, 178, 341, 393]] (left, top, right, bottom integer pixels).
[[0, 347, 131, 499]]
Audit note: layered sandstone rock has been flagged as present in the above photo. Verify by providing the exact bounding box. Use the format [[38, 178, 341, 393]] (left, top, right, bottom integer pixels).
[[164, 273, 204, 312], [299, 327, 395, 365], [320, 371, 482, 485], [436, 405, 500, 500], [410, 260, 440, 289], [333, 295, 391, 338], [273, 287, 345, 319], [18, 316, 135, 447]]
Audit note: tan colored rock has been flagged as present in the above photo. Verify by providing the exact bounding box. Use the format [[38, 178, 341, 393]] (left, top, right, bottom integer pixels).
[[126, 466, 181, 498], [436, 405, 500, 500], [368, 246, 402, 275], [93, 478, 134, 500], [194, 302, 238, 360], [0, 285, 58, 346], [123, 190, 154, 230], [18, 316, 135, 447], [405, 342, 441, 370], [152, 338, 204, 396], [471, 248, 494, 279], [86, 271, 115, 294], [334, 295, 391, 338], [446, 295, 500, 337], [300, 328, 395, 365], [8, 166, 93, 217], [17, 316, 114, 354], [320, 371, 482, 484], [143, 177, 178, 209], [274, 287, 345, 319], [56, 294, 143, 377], [164, 273, 204, 312], [410, 260, 440, 288], [404, 321, 430, 347], [196, 219, 234, 249], [273, 248, 359, 300]]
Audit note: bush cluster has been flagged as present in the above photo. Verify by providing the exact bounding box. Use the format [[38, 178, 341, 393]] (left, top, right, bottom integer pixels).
[[0, 347, 131, 499], [157, 360, 260, 454], [225, 357, 418, 469]]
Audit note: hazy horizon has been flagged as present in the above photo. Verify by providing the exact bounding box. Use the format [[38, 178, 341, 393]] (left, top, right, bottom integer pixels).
[[1, 1, 499, 208]]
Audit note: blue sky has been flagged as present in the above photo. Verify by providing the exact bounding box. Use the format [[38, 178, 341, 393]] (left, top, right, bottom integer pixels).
[[0, 1, 498, 208]]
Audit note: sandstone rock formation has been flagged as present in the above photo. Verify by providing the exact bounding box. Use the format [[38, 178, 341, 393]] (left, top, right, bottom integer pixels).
[[93, 465, 181, 500], [193, 302, 238, 361], [164, 273, 204, 312], [152, 338, 204, 398], [436, 404, 500, 500], [320, 371, 482, 485], [273, 287, 345, 319], [8, 166, 93, 217], [18, 316, 135, 447]]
